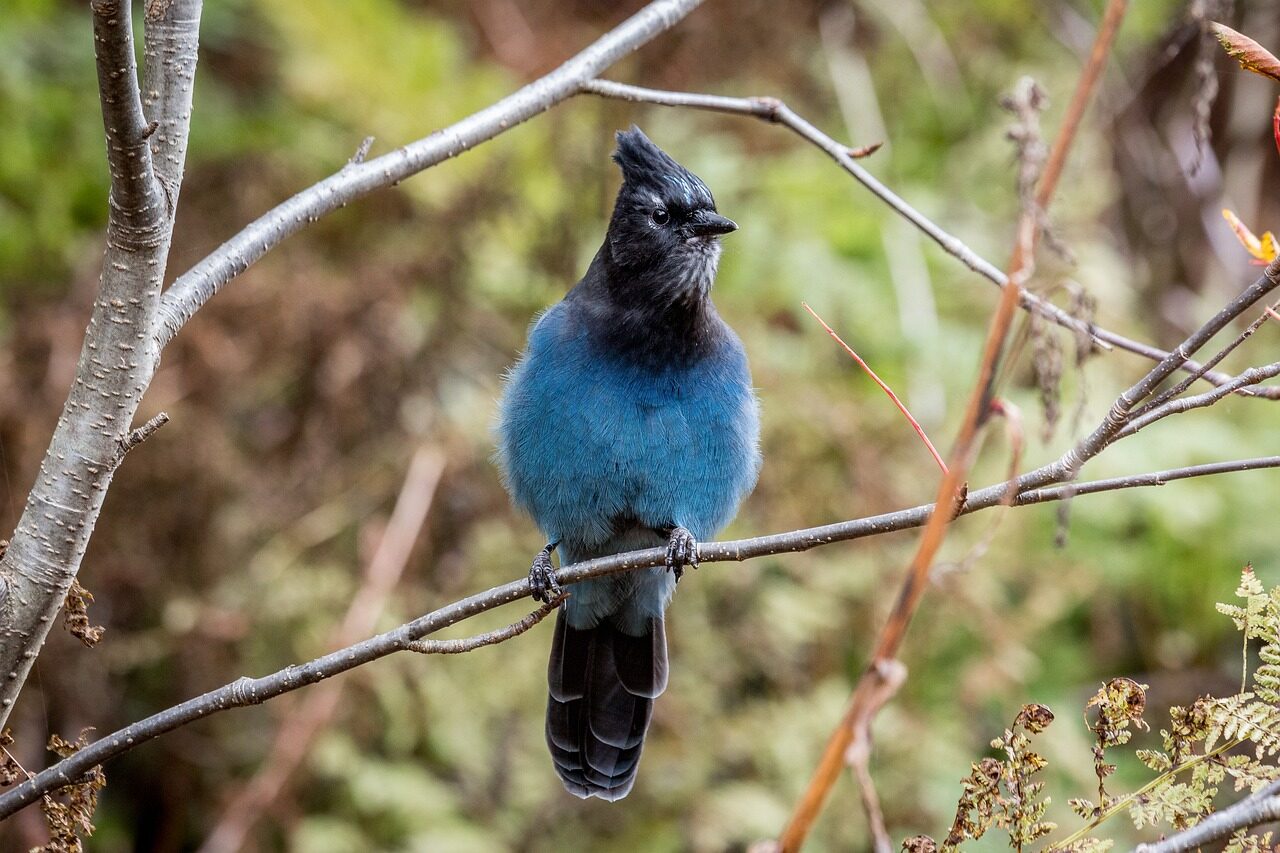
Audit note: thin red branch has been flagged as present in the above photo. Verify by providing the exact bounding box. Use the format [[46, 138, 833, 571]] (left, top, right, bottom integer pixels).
[[802, 302, 948, 475], [777, 2, 1128, 848]]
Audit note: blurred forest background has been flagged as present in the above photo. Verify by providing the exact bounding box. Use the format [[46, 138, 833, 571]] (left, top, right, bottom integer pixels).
[[3, 0, 1280, 849]]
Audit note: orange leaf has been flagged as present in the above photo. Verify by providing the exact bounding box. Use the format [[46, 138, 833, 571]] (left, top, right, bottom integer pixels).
[[1212, 23, 1280, 82], [1262, 230, 1279, 264], [1223, 209, 1279, 263]]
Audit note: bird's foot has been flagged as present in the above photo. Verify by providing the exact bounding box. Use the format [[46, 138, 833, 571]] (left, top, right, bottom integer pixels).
[[664, 526, 699, 582], [528, 543, 561, 603]]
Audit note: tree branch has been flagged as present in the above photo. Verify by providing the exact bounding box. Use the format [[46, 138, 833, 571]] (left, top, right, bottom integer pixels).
[[91, 0, 165, 237], [152, 0, 708, 348], [406, 594, 566, 655], [1115, 359, 1280, 439], [1133, 779, 1280, 853], [579, 78, 1280, 400], [1131, 295, 1280, 414], [1, 455, 1277, 820], [142, 0, 203, 219], [0, 0, 184, 730], [116, 411, 171, 461], [1057, 258, 1280, 479]]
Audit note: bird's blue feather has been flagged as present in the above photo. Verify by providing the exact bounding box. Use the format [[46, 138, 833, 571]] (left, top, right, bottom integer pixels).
[[497, 296, 759, 631]]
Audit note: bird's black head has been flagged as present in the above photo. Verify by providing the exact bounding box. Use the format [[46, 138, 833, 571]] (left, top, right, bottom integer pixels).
[[603, 127, 737, 306]]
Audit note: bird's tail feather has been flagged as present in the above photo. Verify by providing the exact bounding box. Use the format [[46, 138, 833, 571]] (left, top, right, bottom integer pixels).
[[545, 609, 668, 800]]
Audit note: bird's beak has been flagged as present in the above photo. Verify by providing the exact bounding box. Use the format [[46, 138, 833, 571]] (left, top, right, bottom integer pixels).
[[686, 211, 738, 238]]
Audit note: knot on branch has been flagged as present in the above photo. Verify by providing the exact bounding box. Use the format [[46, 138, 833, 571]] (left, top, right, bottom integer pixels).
[[145, 0, 174, 22], [750, 96, 785, 122], [229, 677, 260, 707]]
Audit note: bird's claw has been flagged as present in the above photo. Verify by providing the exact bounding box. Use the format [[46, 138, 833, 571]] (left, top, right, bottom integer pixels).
[[665, 526, 698, 582], [529, 545, 561, 603]]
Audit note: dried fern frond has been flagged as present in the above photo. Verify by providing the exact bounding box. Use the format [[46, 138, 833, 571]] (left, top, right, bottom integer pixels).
[[31, 728, 106, 853]]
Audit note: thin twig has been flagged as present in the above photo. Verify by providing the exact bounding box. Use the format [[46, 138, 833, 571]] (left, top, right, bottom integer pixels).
[[845, 659, 907, 853], [1, 456, 1278, 820], [1132, 296, 1280, 415], [580, 78, 1280, 399], [1060, 259, 1280, 476], [1115, 360, 1280, 439], [802, 302, 947, 474], [1015, 457, 1280, 505], [407, 594, 566, 654], [349, 135, 374, 165], [116, 412, 171, 461]]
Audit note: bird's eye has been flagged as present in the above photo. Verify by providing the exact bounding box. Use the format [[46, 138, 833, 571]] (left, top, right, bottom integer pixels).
[[651, 207, 669, 225]]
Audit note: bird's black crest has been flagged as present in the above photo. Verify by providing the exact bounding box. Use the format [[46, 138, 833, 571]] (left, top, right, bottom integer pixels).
[[611, 127, 713, 209], [613, 126, 683, 183]]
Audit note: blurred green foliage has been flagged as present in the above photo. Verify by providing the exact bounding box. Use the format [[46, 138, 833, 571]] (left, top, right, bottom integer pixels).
[[3, 0, 1280, 850]]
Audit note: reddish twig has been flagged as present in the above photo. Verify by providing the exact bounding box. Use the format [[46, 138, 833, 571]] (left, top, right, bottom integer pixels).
[[802, 302, 948, 475], [844, 659, 907, 853], [777, 2, 1128, 848]]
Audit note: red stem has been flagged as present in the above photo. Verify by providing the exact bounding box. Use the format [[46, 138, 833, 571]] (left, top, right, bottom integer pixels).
[[802, 302, 948, 475]]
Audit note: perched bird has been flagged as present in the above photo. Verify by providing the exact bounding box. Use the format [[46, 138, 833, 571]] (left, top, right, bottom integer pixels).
[[496, 127, 761, 801]]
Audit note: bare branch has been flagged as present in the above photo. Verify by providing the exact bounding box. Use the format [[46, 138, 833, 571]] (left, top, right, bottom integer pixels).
[[1015, 456, 1280, 505], [1133, 296, 1280, 414], [0, 0, 177, 730], [1115, 360, 1280, 439], [1057, 258, 1280, 479], [142, 0, 203, 218], [407, 594, 566, 655], [116, 411, 170, 461], [1, 455, 1276, 821], [1134, 779, 1280, 853], [153, 0, 708, 348], [90, 0, 166, 239], [580, 78, 1280, 399], [349, 135, 375, 165]]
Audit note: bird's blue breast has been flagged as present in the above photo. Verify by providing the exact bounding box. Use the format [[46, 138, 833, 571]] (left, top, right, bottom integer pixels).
[[496, 299, 760, 627]]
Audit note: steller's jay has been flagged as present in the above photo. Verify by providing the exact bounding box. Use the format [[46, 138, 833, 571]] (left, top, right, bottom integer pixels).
[[496, 127, 761, 801]]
